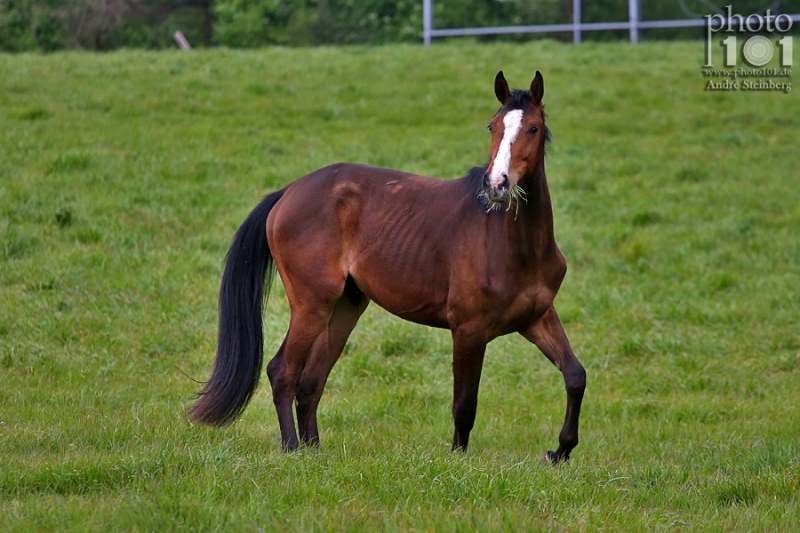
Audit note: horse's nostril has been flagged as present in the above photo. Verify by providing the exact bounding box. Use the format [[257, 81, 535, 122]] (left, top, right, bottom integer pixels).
[[499, 174, 509, 191]]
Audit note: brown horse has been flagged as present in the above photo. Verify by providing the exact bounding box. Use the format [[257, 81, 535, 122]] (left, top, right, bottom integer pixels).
[[189, 71, 586, 463]]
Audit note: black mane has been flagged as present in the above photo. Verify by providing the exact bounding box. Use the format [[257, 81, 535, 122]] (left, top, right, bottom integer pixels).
[[505, 89, 532, 110], [464, 164, 490, 195]]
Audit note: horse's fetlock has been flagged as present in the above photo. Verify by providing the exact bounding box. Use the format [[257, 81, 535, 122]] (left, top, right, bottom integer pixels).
[[559, 428, 579, 450], [452, 403, 477, 432]]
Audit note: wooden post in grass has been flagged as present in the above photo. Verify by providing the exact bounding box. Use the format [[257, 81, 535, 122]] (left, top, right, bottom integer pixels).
[[174, 31, 192, 50]]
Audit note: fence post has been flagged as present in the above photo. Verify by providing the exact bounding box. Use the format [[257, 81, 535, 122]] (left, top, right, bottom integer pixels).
[[573, 0, 582, 43], [628, 0, 640, 43], [423, 0, 433, 46]]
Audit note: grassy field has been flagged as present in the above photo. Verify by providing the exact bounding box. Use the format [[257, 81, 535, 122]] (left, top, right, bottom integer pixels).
[[1, 40, 799, 531]]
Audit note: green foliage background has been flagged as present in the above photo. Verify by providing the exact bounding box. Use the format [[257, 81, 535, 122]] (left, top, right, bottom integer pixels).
[[2, 0, 798, 51]]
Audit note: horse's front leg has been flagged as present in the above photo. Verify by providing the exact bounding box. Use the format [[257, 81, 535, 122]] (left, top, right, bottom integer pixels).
[[450, 327, 488, 451], [520, 306, 586, 463]]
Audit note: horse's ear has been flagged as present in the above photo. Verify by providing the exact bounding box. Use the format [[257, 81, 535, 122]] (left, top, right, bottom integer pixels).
[[530, 71, 544, 106], [494, 71, 510, 105]]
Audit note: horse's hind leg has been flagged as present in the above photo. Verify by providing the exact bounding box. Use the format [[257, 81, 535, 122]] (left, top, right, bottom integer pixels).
[[521, 306, 586, 463], [267, 296, 337, 451], [265, 182, 362, 450], [296, 282, 369, 447]]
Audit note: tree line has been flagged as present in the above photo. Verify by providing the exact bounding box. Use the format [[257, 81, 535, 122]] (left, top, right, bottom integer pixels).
[[0, 1, 788, 52]]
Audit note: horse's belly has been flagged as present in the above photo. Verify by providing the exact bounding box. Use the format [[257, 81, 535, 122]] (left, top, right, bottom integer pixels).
[[350, 263, 450, 328]]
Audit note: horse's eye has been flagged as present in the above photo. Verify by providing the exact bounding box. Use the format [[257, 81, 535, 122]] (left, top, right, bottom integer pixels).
[[528, 126, 539, 135], [487, 124, 493, 133]]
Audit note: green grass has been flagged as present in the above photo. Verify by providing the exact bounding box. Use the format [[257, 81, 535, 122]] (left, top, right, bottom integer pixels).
[[1, 40, 799, 531]]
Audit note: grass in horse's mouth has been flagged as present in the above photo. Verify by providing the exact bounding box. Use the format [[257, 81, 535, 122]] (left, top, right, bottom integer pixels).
[[506, 184, 528, 218], [478, 185, 528, 218]]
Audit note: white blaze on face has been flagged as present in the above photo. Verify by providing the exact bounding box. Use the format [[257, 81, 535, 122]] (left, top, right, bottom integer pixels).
[[488, 109, 524, 188]]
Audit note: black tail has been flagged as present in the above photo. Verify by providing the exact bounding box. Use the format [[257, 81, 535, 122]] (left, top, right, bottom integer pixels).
[[188, 190, 284, 426]]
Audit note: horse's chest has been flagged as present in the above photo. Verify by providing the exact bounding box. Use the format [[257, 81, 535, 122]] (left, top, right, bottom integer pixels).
[[488, 279, 552, 319], [448, 269, 553, 333]]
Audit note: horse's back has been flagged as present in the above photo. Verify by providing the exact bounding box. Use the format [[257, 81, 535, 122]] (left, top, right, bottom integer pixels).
[[267, 163, 465, 326]]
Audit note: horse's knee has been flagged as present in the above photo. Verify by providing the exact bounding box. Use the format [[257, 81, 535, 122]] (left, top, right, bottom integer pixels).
[[564, 364, 586, 397]]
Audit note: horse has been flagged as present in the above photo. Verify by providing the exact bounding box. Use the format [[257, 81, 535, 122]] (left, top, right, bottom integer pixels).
[[188, 71, 586, 463]]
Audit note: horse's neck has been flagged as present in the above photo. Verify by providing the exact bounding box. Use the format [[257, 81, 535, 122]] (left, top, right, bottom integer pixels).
[[506, 168, 556, 255]]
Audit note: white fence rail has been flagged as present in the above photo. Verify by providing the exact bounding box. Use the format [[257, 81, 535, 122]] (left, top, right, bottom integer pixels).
[[422, 0, 800, 46]]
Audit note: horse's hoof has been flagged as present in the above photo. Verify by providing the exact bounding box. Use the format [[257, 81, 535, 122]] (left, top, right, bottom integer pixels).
[[300, 438, 321, 449], [541, 450, 568, 465], [282, 441, 300, 453]]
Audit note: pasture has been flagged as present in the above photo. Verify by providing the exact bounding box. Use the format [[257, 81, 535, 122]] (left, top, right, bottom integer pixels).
[[1, 41, 799, 531]]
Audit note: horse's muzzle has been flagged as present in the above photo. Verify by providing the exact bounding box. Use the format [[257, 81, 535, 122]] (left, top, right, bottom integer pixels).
[[483, 173, 509, 203]]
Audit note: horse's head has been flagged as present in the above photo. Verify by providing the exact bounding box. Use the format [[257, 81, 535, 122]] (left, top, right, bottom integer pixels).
[[482, 71, 547, 207]]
